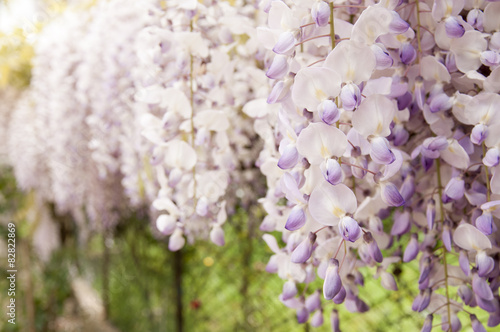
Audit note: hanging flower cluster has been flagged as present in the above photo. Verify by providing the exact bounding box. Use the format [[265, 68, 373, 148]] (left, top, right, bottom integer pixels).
[[132, 0, 266, 250], [7, 0, 264, 242], [250, 0, 500, 330]]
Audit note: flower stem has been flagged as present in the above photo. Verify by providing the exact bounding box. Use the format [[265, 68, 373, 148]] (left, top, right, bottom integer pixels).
[[329, 2, 335, 50], [436, 158, 452, 332], [483, 142, 491, 202], [415, 0, 422, 64], [189, 20, 197, 203]]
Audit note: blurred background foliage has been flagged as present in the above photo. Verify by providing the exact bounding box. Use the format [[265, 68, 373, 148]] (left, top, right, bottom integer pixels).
[[0, 2, 494, 332]]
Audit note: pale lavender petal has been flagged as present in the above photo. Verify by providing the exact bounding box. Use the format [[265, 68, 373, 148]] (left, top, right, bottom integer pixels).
[[381, 271, 398, 291], [266, 255, 278, 273], [414, 76, 425, 110], [285, 205, 307, 231], [273, 31, 295, 54], [419, 257, 431, 284], [400, 174, 416, 201]]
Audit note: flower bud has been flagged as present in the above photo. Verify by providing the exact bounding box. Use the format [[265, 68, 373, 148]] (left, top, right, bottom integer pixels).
[[196, 196, 209, 216], [371, 44, 393, 70], [318, 99, 340, 125], [467, 9, 484, 31], [442, 220, 452, 252], [291, 232, 316, 263], [471, 314, 487, 332], [391, 210, 411, 236], [426, 199, 435, 230], [421, 314, 433, 332], [311, 1, 330, 27], [331, 310, 340, 332], [310, 310, 324, 327], [412, 288, 431, 312], [444, 16, 465, 38], [400, 174, 415, 201], [429, 93, 452, 113], [483, 147, 500, 167], [278, 144, 299, 169], [340, 83, 361, 111], [381, 182, 405, 207], [285, 205, 307, 231], [168, 228, 185, 251], [404, 234, 419, 262], [389, 12, 410, 34], [338, 216, 362, 242], [418, 257, 431, 284], [414, 76, 425, 110], [363, 232, 383, 263], [400, 43, 416, 65], [480, 50, 500, 67], [323, 158, 343, 185], [323, 258, 342, 300], [370, 136, 396, 165], [476, 251, 494, 277], [458, 285, 474, 306], [397, 91, 413, 110], [472, 272, 494, 300], [459, 250, 470, 276], [273, 31, 295, 54], [296, 306, 309, 324], [282, 280, 298, 301], [332, 286, 346, 304], [156, 214, 177, 235], [471, 123, 488, 145], [305, 291, 321, 312], [381, 271, 398, 291], [266, 55, 289, 79], [444, 177, 465, 201], [210, 224, 225, 246], [476, 212, 493, 235]]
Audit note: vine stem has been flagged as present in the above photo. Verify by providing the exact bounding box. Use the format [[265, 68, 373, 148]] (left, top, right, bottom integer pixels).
[[483, 142, 491, 202], [415, 0, 422, 64], [436, 158, 452, 332], [329, 2, 335, 50]]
